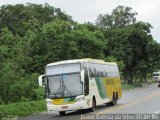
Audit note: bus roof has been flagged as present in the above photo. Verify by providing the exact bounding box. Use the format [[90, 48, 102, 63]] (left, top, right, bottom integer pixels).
[[46, 58, 117, 67], [153, 71, 160, 74]]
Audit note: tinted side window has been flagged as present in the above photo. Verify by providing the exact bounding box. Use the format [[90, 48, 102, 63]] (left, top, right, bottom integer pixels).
[[106, 65, 109, 77], [101, 64, 106, 77], [88, 63, 94, 77], [82, 62, 89, 96]]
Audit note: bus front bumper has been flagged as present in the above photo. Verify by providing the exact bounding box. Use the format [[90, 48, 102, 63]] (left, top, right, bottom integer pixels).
[[47, 100, 89, 112]]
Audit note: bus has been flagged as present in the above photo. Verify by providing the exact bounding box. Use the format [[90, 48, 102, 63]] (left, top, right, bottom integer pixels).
[[38, 58, 122, 115], [152, 71, 160, 82]]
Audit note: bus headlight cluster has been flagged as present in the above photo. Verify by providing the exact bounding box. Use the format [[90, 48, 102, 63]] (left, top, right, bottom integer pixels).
[[76, 97, 84, 101], [47, 101, 52, 105]]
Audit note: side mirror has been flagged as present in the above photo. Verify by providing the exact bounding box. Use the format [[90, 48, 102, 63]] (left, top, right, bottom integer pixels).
[[81, 70, 85, 82], [38, 75, 45, 87]]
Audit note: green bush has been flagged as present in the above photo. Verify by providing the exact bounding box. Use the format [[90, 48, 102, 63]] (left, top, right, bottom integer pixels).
[[0, 112, 2, 119], [0, 97, 4, 105], [31, 88, 45, 100], [0, 100, 46, 117], [133, 82, 143, 87], [20, 97, 30, 102]]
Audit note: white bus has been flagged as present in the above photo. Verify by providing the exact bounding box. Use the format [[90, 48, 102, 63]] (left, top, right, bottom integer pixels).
[[152, 72, 160, 82], [38, 58, 122, 115]]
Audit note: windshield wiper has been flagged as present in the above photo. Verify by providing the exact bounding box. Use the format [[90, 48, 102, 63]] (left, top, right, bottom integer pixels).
[[63, 84, 73, 97], [53, 92, 62, 95], [49, 92, 62, 97]]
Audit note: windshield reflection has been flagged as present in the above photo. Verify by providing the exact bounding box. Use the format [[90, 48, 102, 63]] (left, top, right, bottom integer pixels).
[[46, 73, 82, 98]]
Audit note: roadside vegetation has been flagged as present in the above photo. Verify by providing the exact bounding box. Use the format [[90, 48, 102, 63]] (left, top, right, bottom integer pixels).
[[122, 82, 142, 90], [0, 100, 46, 119], [122, 73, 154, 90], [0, 3, 160, 117]]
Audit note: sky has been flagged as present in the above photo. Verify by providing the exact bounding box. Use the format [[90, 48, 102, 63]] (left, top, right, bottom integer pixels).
[[0, 0, 160, 43]]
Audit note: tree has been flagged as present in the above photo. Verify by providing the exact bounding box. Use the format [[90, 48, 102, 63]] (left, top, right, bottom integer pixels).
[[112, 5, 137, 27], [96, 14, 113, 29], [71, 23, 105, 59], [96, 5, 137, 28], [103, 22, 156, 84]]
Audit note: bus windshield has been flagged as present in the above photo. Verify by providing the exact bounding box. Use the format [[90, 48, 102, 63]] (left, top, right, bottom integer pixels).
[[45, 63, 82, 98], [46, 73, 82, 98], [153, 73, 160, 76]]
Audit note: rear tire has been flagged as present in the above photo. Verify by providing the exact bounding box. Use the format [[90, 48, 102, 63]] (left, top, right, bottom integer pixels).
[[110, 93, 117, 106], [116, 92, 119, 100], [158, 84, 160, 87], [59, 111, 65, 116]]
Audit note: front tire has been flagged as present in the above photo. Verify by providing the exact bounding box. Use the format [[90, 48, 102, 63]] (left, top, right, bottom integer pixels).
[[59, 111, 65, 116], [89, 98, 96, 112]]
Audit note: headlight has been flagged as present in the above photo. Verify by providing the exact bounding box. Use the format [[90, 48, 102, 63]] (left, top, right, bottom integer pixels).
[[76, 97, 84, 101], [47, 101, 52, 105]]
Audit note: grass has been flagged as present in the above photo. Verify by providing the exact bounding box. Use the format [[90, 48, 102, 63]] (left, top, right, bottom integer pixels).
[[121, 77, 155, 90], [122, 82, 143, 90], [0, 100, 46, 119], [121, 79, 156, 90]]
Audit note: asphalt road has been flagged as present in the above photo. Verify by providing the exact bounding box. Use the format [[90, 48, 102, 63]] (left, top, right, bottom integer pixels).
[[18, 83, 160, 120]]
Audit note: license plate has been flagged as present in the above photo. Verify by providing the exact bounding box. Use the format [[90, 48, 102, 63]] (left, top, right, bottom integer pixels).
[[61, 106, 68, 109]]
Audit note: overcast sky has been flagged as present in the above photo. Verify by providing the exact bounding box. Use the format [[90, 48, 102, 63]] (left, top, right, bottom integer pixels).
[[1, 0, 160, 43]]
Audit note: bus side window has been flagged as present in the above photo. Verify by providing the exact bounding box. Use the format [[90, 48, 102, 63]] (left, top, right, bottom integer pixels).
[[116, 66, 120, 77], [94, 64, 97, 77], [114, 66, 118, 77], [111, 65, 114, 77], [105, 65, 108, 77], [93, 66, 96, 77], [100, 64, 104, 77], [106, 65, 110, 77], [102, 64, 106, 77], [82, 62, 89, 96], [88, 63, 94, 78], [92, 63, 96, 77]]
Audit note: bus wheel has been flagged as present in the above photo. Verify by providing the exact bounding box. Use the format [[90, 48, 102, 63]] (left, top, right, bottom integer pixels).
[[111, 93, 117, 106], [59, 111, 65, 116], [116, 92, 119, 100], [89, 98, 96, 112]]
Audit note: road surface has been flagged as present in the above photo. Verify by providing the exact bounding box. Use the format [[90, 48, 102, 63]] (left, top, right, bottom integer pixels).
[[18, 83, 160, 120]]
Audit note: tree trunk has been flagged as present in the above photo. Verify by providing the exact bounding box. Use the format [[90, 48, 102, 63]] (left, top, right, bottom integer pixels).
[[140, 73, 147, 83], [140, 74, 143, 83], [144, 74, 147, 82], [125, 67, 133, 84], [134, 78, 136, 83]]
